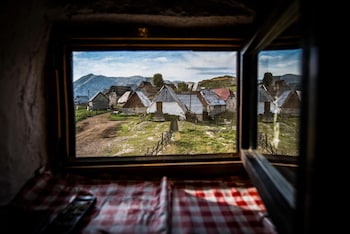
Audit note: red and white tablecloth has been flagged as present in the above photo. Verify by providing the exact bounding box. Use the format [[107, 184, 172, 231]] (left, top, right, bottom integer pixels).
[[10, 171, 277, 234]]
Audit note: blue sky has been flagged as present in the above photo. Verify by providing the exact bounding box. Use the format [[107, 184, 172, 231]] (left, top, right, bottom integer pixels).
[[73, 49, 301, 82]]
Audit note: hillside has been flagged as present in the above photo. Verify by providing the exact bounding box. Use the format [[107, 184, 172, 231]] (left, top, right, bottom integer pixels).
[[73, 73, 238, 98], [279, 74, 301, 89], [73, 73, 152, 98], [198, 75, 236, 89]]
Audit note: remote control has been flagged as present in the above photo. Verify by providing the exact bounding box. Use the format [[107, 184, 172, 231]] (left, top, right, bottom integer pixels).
[[41, 192, 97, 234]]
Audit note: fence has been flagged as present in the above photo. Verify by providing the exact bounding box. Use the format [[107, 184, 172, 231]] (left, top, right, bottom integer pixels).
[[146, 119, 178, 156]]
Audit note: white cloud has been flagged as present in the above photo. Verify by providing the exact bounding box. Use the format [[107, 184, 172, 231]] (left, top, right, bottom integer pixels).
[[73, 49, 301, 82]]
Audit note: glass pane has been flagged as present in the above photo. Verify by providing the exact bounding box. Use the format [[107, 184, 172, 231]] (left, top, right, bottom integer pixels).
[[257, 49, 302, 156], [72, 50, 237, 157]]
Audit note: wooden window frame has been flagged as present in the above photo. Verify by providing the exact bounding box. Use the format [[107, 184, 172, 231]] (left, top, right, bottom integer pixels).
[[239, 1, 300, 234], [47, 26, 246, 177]]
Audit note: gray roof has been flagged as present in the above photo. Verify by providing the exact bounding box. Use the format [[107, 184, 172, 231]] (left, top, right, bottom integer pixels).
[[135, 91, 151, 106], [177, 93, 203, 114], [200, 89, 226, 106], [117, 91, 132, 104], [276, 90, 290, 107], [89, 91, 108, 101], [153, 85, 188, 112], [258, 85, 275, 102]]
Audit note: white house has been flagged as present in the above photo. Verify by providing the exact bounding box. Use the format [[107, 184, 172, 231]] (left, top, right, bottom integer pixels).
[[147, 85, 188, 120]]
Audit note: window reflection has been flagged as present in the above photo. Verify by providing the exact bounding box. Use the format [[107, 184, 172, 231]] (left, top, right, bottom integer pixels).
[[257, 49, 302, 156]]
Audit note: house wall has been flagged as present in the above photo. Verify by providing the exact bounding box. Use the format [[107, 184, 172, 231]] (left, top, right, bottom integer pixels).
[[280, 92, 300, 116], [226, 96, 236, 111], [208, 105, 226, 118], [258, 102, 279, 114], [0, 0, 50, 205], [123, 94, 148, 114], [88, 93, 109, 111], [108, 92, 117, 109], [123, 107, 147, 114], [147, 102, 186, 120]]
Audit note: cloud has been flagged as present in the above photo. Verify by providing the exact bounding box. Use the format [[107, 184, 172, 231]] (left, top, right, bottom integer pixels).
[[72, 49, 301, 82], [258, 49, 302, 78], [153, 57, 168, 62], [188, 67, 232, 71]]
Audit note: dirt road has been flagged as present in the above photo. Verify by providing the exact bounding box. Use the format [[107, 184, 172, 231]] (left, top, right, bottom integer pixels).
[[75, 112, 122, 157]]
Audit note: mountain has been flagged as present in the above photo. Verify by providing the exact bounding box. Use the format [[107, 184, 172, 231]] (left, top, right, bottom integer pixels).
[[73, 73, 152, 98], [74, 73, 297, 99], [279, 74, 301, 89], [258, 74, 301, 89]]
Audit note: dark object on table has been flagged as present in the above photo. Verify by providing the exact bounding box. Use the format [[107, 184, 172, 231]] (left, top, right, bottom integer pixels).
[[40, 192, 97, 234]]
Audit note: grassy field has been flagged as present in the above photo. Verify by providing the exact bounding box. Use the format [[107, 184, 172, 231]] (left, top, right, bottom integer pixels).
[[75, 105, 108, 121], [163, 121, 236, 155], [75, 107, 298, 157], [107, 113, 236, 156], [75, 108, 236, 156], [258, 115, 299, 156]]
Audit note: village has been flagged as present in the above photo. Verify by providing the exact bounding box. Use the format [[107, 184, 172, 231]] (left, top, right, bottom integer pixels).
[[74, 73, 300, 122], [77, 82, 235, 122], [73, 74, 301, 157]]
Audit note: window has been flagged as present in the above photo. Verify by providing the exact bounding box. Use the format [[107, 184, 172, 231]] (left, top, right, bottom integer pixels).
[[72, 50, 237, 158], [257, 49, 301, 158], [43, 0, 328, 233], [50, 33, 244, 173], [238, 1, 301, 233]]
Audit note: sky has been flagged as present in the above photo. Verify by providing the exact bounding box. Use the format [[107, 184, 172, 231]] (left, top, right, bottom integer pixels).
[[72, 49, 302, 82]]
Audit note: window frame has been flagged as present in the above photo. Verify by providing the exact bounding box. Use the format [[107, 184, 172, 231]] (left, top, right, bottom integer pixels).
[[47, 0, 301, 231], [239, 1, 300, 234], [48, 29, 245, 176]]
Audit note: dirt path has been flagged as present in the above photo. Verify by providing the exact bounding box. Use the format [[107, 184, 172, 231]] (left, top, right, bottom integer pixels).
[[75, 112, 122, 157]]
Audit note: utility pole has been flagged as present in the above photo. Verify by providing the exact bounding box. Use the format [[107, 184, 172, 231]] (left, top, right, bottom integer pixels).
[[189, 83, 194, 112]]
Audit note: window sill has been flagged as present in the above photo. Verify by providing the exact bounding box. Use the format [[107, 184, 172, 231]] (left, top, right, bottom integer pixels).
[[61, 156, 246, 178]]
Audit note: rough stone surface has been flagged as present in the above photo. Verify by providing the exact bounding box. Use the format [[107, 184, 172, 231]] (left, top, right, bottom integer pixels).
[[0, 0, 49, 205]]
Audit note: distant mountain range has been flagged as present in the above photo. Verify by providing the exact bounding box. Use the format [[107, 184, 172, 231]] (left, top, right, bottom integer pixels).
[[258, 73, 301, 89], [73, 73, 153, 98], [73, 73, 300, 99], [73, 73, 238, 98], [278, 74, 301, 89]]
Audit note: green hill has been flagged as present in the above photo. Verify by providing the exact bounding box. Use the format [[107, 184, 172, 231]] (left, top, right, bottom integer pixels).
[[198, 75, 236, 89]]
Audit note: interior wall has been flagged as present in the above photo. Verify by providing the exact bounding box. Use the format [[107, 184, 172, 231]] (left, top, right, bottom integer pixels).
[[0, 0, 50, 205]]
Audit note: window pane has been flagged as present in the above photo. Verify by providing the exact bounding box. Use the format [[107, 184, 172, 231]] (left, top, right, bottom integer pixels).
[[257, 49, 302, 156], [73, 51, 237, 157]]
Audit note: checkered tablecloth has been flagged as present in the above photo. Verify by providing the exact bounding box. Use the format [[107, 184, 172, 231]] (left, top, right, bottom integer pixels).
[[170, 178, 274, 234], [10, 171, 276, 234]]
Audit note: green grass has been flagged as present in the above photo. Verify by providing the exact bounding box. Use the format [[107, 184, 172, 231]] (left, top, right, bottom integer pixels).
[[258, 115, 299, 156], [106, 116, 237, 156], [77, 112, 236, 156], [75, 105, 108, 122], [163, 121, 236, 154], [108, 116, 170, 156], [75, 108, 298, 157]]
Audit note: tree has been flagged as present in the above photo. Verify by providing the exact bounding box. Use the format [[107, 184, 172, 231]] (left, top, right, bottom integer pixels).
[[177, 82, 189, 92], [153, 73, 164, 88], [262, 72, 273, 87]]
